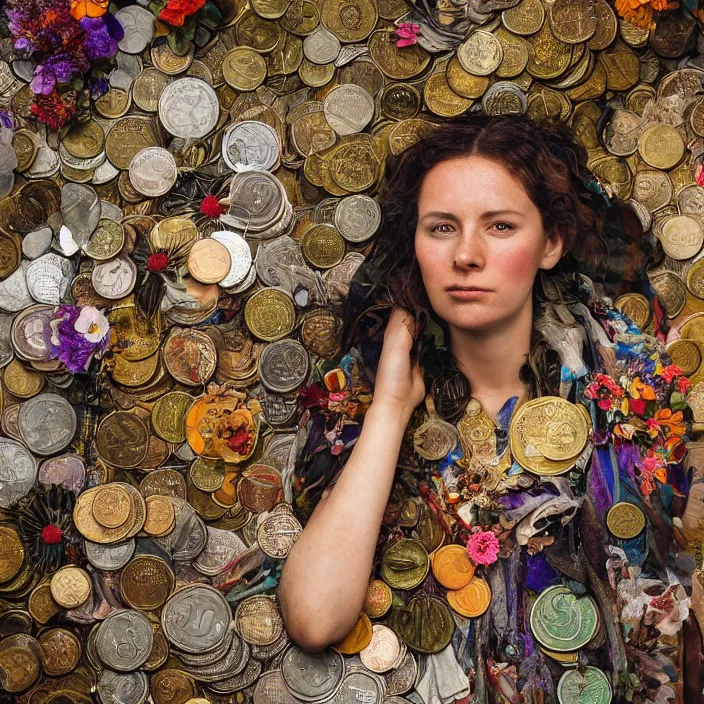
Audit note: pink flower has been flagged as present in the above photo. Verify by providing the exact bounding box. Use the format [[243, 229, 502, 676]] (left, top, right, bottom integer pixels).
[[467, 530, 500, 567], [696, 163, 704, 188], [394, 23, 420, 48]]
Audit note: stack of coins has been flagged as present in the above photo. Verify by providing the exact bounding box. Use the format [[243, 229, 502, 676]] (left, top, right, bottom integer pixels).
[[0, 0, 703, 701]]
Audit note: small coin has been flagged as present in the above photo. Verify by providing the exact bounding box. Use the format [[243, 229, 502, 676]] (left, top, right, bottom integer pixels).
[[187, 239, 232, 284], [614, 293, 651, 330], [457, 31, 504, 76], [222, 120, 280, 172], [3, 359, 45, 399], [128, 147, 178, 197], [211, 230, 253, 288], [121, 555, 175, 611], [659, 215, 704, 261], [301, 224, 346, 269], [163, 328, 217, 386], [38, 628, 81, 676], [222, 47, 268, 91], [281, 645, 344, 701], [638, 124, 685, 170], [334, 195, 381, 243], [151, 390, 193, 444], [235, 596, 284, 646], [84, 218, 125, 261], [259, 339, 310, 393], [380, 539, 429, 590], [92, 484, 132, 529], [95, 411, 149, 469], [98, 669, 149, 704], [606, 501, 646, 539], [666, 339, 702, 376], [92, 256, 137, 299], [84, 539, 136, 571], [144, 495, 176, 537], [50, 565, 92, 609], [257, 510, 302, 559], [363, 580, 393, 619]]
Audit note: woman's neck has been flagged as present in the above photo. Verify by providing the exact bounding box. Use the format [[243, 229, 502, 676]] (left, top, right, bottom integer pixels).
[[448, 302, 533, 420]]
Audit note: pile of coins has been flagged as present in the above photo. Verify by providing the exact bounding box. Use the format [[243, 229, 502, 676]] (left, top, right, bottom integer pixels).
[[0, 0, 704, 701]]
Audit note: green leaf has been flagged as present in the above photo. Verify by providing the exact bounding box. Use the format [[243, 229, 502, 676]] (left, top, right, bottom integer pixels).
[[167, 30, 192, 56], [182, 14, 197, 40], [199, 2, 223, 28], [149, 0, 168, 16]]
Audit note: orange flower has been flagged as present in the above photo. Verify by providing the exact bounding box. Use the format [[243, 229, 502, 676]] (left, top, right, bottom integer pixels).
[[70, 0, 109, 21], [158, 0, 206, 27], [654, 408, 686, 437], [631, 377, 656, 401]]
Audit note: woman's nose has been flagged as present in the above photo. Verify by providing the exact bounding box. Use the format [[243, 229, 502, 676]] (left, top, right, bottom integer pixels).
[[453, 232, 484, 269]]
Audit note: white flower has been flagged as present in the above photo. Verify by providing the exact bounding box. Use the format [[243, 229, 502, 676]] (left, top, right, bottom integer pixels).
[[74, 306, 109, 343]]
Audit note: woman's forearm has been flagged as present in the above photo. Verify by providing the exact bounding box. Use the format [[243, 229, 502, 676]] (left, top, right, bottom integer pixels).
[[279, 402, 409, 650]]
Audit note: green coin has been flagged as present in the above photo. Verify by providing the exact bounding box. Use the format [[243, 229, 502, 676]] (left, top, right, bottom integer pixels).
[[529, 586, 599, 652], [386, 594, 454, 655], [557, 666, 612, 704], [380, 538, 429, 591]]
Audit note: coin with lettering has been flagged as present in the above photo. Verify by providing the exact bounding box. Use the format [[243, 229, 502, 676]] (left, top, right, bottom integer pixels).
[[95, 411, 149, 469], [18, 393, 77, 456], [96, 609, 153, 671], [128, 147, 178, 197], [659, 215, 704, 261], [121, 555, 175, 611], [258, 339, 310, 394], [158, 78, 219, 139], [606, 502, 646, 540], [50, 565, 92, 609], [257, 510, 302, 559], [84, 539, 136, 571]]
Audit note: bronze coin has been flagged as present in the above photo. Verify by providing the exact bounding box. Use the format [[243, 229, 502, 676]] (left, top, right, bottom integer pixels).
[[120, 555, 175, 611], [151, 669, 198, 704], [38, 628, 81, 676], [95, 412, 149, 469]]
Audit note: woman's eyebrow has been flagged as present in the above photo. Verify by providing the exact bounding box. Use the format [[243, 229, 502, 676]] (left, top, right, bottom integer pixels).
[[420, 209, 523, 221], [419, 211, 460, 221]]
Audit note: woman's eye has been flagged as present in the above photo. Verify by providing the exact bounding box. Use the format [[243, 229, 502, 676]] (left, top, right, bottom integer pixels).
[[492, 222, 514, 233], [431, 223, 454, 234]]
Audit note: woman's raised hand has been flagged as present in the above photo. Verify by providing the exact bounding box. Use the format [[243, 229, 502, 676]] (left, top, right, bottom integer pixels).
[[371, 307, 426, 422]]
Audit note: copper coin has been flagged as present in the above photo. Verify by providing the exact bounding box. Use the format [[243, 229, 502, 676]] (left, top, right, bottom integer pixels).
[[163, 328, 218, 386], [38, 628, 81, 676], [237, 464, 283, 513], [151, 668, 198, 704], [120, 555, 175, 611], [187, 239, 232, 284], [92, 484, 132, 529]]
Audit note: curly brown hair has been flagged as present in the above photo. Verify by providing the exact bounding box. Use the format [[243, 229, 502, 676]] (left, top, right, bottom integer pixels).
[[342, 114, 646, 415]]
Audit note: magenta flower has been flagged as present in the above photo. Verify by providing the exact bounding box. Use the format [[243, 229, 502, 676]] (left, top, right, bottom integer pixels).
[[394, 23, 420, 48], [467, 530, 500, 567]]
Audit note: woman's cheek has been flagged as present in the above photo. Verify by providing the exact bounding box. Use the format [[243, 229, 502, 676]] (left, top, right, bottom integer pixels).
[[495, 242, 540, 288]]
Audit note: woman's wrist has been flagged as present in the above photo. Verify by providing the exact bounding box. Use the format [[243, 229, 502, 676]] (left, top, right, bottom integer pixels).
[[365, 399, 414, 433]]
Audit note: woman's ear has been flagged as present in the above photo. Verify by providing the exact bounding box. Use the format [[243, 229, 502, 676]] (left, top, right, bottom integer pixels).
[[539, 232, 565, 271]]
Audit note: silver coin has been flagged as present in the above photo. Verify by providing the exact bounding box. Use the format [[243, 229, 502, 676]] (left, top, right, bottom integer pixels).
[[158, 78, 219, 139], [18, 394, 77, 457], [26, 253, 74, 305], [222, 169, 286, 233], [0, 314, 12, 367], [96, 609, 153, 672], [193, 526, 248, 577], [482, 81, 527, 115], [128, 147, 178, 197], [303, 27, 341, 65], [211, 230, 253, 287], [334, 195, 381, 243], [101, 201, 123, 222], [384, 651, 417, 696], [177, 625, 235, 668], [161, 584, 231, 653], [0, 437, 37, 508], [254, 235, 315, 295], [93, 159, 120, 185], [222, 120, 280, 172], [61, 183, 101, 249], [259, 339, 310, 394], [92, 256, 137, 300], [84, 538, 136, 571], [208, 652, 262, 694], [38, 453, 86, 492], [253, 669, 300, 704], [323, 85, 374, 136], [332, 670, 385, 704], [0, 261, 33, 313], [27, 142, 59, 179], [22, 228, 53, 260], [257, 510, 302, 559], [261, 392, 298, 427], [97, 669, 149, 704], [10, 304, 53, 363], [457, 31, 503, 76], [115, 5, 155, 54], [281, 645, 344, 701], [180, 633, 247, 683]]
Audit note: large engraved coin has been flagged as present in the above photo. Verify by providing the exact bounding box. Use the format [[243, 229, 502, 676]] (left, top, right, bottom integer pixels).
[[530, 585, 599, 652], [281, 645, 344, 701], [380, 538, 429, 590], [96, 609, 153, 672], [0, 438, 37, 508], [0, 526, 24, 584], [95, 412, 149, 469], [606, 502, 646, 540], [158, 78, 219, 139], [161, 585, 231, 653], [18, 393, 76, 456]]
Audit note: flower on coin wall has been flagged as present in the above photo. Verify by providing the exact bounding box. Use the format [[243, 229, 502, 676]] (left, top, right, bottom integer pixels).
[[614, 0, 679, 30], [48, 305, 110, 374], [4, 0, 122, 129], [394, 22, 421, 48], [158, 0, 207, 27], [148, 0, 221, 56], [466, 529, 500, 567]]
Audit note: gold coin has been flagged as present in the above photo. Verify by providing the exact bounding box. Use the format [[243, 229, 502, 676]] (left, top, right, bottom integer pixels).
[[332, 612, 373, 654], [587, 0, 618, 50], [28, 581, 61, 624], [526, 24, 571, 80], [638, 124, 685, 170], [540, 646, 579, 666], [187, 238, 232, 284], [236, 12, 284, 52], [120, 555, 175, 611], [251, 0, 290, 18], [3, 359, 45, 399], [606, 502, 646, 539], [190, 457, 226, 492], [38, 628, 81, 676], [0, 232, 20, 279], [245, 288, 296, 341], [301, 224, 346, 269], [0, 526, 24, 584], [299, 58, 335, 88], [548, 0, 597, 44], [92, 484, 132, 529], [363, 579, 393, 618], [666, 339, 702, 376], [12, 129, 39, 172], [94, 88, 131, 119], [95, 412, 150, 469], [105, 116, 161, 171], [495, 28, 530, 78], [431, 544, 475, 591], [151, 391, 193, 444], [50, 566, 92, 609], [367, 30, 430, 80], [614, 293, 651, 330], [659, 215, 704, 261], [321, 0, 377, 42], [502, 0, 545, 35], [84, 218, 125, 261], [423, 71, 473, 117], [151, 42, 195, 75], [151, 669, 197, 704], [599, 42, 640, 92], [132, 67, 173, 113], [61, 120, 105, 161], [649, 271, 686, 318], [144, 495, 176, 537], [447, 577, 492, 618], [110, 352, 160, 388], [222, 47, 268, 91], [328, 139, 380, 193]]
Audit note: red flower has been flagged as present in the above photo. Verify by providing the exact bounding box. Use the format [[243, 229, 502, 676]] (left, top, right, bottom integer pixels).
[[147, 252, 169, 272], [30, 90, 77, 131], [629, 398, 647, 416], [158, 0, 206, 27], [299, 383, 328, 409], [660, 364, 683, 384], [200, 195, 224, 218], [41, 524, 63, 544], [227, 427, 251, 453]]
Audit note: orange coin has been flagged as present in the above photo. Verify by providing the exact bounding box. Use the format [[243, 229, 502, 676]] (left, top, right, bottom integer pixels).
[[363, 579, 392, 619], [331, 612, 373, 654], [431, 544, 475, 590], [447, 577, 491, 618]]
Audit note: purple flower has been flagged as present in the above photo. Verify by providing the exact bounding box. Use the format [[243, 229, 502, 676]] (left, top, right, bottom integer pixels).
[[13, 37, 32, 51], [86, 76, 109, 100], [48, 305, 109, 374], [45, 54, 79, 84], [80, 15, 122, 60], [0, 112, 13, 130], [30, 65, 56, 96]]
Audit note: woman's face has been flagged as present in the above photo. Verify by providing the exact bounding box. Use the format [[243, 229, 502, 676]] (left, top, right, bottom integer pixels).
[[414, 155, 563, 334]]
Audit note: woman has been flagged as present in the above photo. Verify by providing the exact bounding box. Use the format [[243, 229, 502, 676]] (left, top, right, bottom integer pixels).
[[279, 115, 699, 703]]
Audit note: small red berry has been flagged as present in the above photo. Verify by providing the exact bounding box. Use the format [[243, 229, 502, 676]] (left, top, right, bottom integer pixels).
[[147, 252, 169, 273], [200, 195, 224, 218], [41, 524, 63, 544]]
